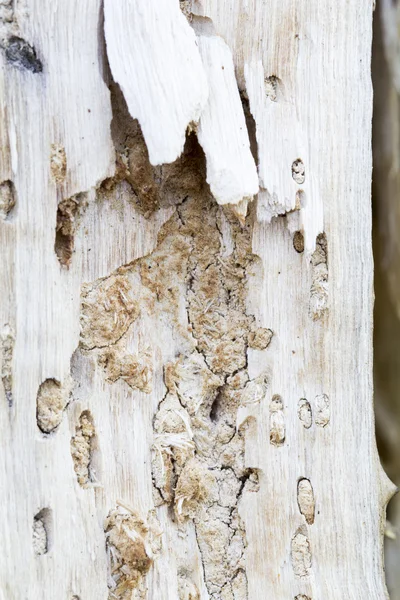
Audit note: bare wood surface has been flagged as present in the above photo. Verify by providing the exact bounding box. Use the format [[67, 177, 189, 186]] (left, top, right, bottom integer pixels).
[[0, 2, 393, 599]]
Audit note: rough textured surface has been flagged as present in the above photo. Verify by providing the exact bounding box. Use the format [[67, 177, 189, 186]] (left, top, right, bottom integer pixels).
[[0, 179, 15, 218], [178, 577, 200, 600], [32, 518, 47, 556], [298, 399, 312, 429], [55, 193, 87, 267], [99, 345, 153, 393], [32, 509, 51, 556], [291, 530, 312, 578], [70, 411, 97, 487], [50, 145, 67, 184], [80, 140, 266, 596], [292, 160, 305, 185], [248, 328, 273, 351], [105, 84, 208, 217], [80, 275, 139, 350], [104, 0, 208, 165], [309, 234, 328, 320], [0, 2, 393, 600], [1, 324, 14, 406], [297, 479, 315, 525], [36, 379, 68, 434], [105, 504, 161, 599], [4, 36, 42, 73], [314, 394, 330, 428], [269, 395, 285, 446], [293, 231, 305, 254], [81, 134, 264, 598]]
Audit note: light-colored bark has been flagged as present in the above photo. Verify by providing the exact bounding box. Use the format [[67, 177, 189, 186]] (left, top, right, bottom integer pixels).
[[0, 1, 394, 600]]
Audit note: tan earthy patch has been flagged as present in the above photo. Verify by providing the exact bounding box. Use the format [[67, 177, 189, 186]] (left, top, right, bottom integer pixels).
[[70, 411, 97, 487], [78, 133, 266, 598], [297, 479, 315, 525], [105, 503, 161, 599], [248, 327, 273, 350], [50, 144, 67, 183], [36, 378, 67, 433], [0, 180, 16, 218], [291, 529, 312, 578], [1, 324, 14, 406], [55, 193, 87, 267], [293, 231, 305, 254], [175, 458, 216, 520], [141, 176, 264, 598], [310, 233, 328, 320], [99, 345, 153, 393], [104, 86, 207, 217], [80, 275, 139, 350]]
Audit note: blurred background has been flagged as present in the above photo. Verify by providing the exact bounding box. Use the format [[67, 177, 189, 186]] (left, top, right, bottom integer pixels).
[[373, 1, 400, 596]]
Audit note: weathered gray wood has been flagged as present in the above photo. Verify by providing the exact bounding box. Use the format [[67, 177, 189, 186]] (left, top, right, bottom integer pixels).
[[0, 2, 393, 599]]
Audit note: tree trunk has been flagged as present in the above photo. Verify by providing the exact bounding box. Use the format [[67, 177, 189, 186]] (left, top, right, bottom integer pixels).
[[0, 2, 394, 599]]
